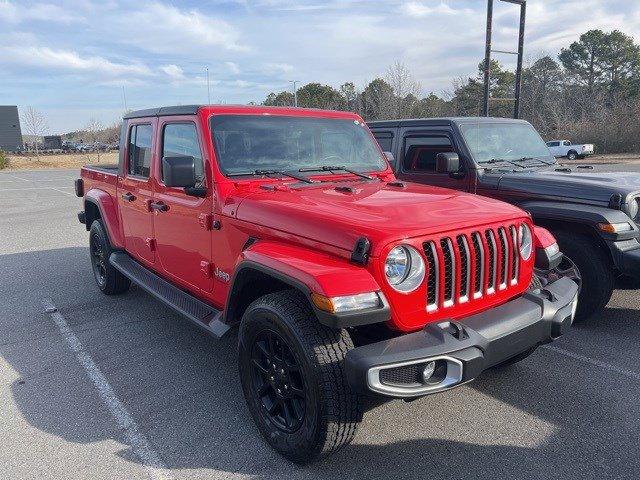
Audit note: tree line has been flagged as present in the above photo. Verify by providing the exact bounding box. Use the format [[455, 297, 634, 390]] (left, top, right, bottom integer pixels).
[[263, 29, 640, 154]]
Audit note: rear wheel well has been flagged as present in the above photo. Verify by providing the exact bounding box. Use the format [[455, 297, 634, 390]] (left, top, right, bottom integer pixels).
[[84, 200, 101, 231], [225, 267, 309, 326]]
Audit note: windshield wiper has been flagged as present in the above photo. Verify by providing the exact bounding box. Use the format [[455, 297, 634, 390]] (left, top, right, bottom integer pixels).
[[227, 169, 314, 184], [515, 156, 555, 166], [299, 165, 373, 180], [484, 158, 525, 168]]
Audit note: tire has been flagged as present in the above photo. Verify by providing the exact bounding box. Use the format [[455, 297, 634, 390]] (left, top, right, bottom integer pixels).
[[552, 230, 614, 322], [238, 290, 362, 464], [567, 150, 578, 161], [89, 220, 131, 295]]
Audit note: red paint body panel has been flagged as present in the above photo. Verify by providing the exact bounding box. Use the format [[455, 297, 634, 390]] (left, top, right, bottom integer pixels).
[[533, 226, 557, 249], [80, 105, 538, 333], [239, 241, 381, 297]]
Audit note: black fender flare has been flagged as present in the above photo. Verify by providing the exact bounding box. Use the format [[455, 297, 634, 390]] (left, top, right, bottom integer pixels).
[[518, 200, 640, 269]]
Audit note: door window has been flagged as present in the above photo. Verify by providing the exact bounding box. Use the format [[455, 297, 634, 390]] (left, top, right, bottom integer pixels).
[[161, 123, 204, 184], [373, 132, 393, 152], [127, 124, 153, 177], [547, 141, 560, 147], [404, 135, 453, 172]]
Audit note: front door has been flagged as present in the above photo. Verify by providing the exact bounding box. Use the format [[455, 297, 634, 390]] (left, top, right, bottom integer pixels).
[[396, 129, 472, 192], [152, 117, 214, 292], [118, 120, 156, 264]]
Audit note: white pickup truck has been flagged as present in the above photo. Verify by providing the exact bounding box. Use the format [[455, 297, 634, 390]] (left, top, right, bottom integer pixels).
[[546, 139, 595, 160]]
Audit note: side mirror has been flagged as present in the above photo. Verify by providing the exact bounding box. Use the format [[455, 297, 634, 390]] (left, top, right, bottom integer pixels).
[[436, 152, 460, 174], [163, 156, 196, 188], [383, 151, 396, 170]]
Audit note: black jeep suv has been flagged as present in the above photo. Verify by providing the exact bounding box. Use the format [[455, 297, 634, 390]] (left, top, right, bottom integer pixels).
[[369, 117, 640, 321]]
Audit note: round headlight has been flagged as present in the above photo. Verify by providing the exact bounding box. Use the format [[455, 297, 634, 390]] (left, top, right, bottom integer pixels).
[[518, 224, 533, 260], [384, 245, 425, 293], [629, 197, 639, 221]]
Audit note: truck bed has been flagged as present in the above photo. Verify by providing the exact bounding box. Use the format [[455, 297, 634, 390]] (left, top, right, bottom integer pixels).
[[81, 164, 118, 199]]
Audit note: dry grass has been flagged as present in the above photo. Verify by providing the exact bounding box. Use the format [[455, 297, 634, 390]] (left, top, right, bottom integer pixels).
[[5, 152, 119, 170]]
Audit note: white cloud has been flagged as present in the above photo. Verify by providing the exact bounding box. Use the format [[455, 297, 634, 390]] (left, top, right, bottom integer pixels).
[[225, 61, 241, 74], [160, 64, 185, 80], [0, 1, 79, 24], [1, 45, 152, 77], [113, 2, 247, 54], [402, 1, 460, 17], [263, 62, 294, 74]]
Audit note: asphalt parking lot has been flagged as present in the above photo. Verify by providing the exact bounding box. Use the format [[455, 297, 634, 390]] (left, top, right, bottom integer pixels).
[[1, 166, 640, 480]]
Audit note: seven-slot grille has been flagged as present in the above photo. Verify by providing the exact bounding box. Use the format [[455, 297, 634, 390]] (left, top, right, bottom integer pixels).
[[423, 224, 521, 312]]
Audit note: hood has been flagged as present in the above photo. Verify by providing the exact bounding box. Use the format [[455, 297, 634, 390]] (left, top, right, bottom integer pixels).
[[496, 169, 640, 204], [233, 180, 527, 255]]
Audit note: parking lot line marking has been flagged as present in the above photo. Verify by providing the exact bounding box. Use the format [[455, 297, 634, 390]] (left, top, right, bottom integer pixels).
[[6, 174, 30, 182], [42, 299, 174, 480], [543, 344, 640, 381], [49, 187, 74, 196], [0, 187, 70, 192]]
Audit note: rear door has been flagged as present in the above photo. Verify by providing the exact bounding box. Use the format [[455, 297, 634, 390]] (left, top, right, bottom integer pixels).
[[395, 128, 472, 192], [118, 120, 156, 264], [152, 117, 214, 292]]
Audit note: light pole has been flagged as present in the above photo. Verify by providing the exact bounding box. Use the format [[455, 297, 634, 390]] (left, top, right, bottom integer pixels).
[[483, 0, 526, 118], [289, 80, 299, 107], [206, 67, 211, 105]]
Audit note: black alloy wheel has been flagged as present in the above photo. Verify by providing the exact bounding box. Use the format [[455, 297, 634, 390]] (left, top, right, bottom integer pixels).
[[90, 230, 107, 288], [250, 329, 306, 433]]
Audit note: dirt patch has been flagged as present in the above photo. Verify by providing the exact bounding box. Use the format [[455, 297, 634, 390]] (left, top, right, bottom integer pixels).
[[5, 152, 119, 170], [563, 153, 640, 165]]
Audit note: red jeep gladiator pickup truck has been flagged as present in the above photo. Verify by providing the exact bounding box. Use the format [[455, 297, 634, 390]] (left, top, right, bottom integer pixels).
[[75, 105, 578, 463]]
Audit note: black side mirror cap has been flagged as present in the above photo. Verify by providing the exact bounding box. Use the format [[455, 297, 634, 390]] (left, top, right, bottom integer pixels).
[[163, 156, 196, 188], [436, 152, 460, 174]]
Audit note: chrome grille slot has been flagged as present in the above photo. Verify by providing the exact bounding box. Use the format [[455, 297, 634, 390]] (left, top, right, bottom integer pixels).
[[498, 227, 509, 290], [422, 223, 520, 313], [456, 235, 470, 303], [440, 238, 455, 307], [485, 229, 497, 294], [423, 241, 439, 311], [510, 225, 519, 285], [472, 232, 484, 299]]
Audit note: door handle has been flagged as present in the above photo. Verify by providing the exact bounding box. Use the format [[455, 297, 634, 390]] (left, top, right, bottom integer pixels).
[[121, 192, 136, 202], [149, 201, 168, 212]]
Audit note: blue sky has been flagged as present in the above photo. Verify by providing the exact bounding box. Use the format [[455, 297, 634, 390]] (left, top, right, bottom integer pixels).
[[1, 0, 639, 133]]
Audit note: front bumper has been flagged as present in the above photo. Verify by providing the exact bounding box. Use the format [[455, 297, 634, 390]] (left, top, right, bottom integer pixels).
[[345, 276, 578, 398], [608, 238, 640, 278]]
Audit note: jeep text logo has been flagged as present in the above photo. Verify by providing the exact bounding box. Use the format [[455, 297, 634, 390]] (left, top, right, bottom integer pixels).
[[215, 267, 230, 283]]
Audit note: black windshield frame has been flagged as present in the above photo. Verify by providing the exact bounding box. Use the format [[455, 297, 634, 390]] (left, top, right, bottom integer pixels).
[[209, 114, 387, 178]]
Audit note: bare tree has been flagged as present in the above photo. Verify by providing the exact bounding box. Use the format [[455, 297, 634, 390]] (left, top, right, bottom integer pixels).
[[84, 118, 105, 162], [385, 61, 422, 117], [20, 107, 48, 159]]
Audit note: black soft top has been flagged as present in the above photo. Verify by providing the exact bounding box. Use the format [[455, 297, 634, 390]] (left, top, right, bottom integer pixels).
[[123, 105, 201, 120]]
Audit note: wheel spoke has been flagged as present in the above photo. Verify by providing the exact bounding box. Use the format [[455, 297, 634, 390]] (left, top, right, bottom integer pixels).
[[289, 386, 305, 399], [251, 358, 270, 376], [282, 400, 295, 428], [255, 341, 271, 362]]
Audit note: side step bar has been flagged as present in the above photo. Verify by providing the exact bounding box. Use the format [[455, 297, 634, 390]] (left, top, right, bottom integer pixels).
[[109, 251, 230, 339]]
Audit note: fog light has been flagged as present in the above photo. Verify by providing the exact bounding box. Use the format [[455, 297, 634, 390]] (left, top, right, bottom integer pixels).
[[422, 361, 436, 383]]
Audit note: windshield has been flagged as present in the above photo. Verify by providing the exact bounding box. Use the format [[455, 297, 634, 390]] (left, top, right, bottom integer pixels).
[[459, 122, 554, 164], [210, 115, 387, 176]]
